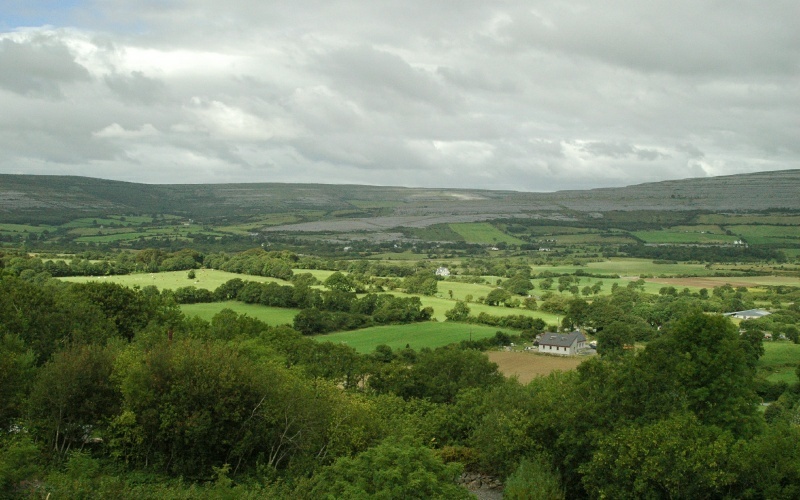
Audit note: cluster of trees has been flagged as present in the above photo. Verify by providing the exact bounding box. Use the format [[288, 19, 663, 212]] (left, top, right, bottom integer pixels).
[[168, 277, 433, 335], [2, 265, 800, 497], [621, 243, 787, 263]]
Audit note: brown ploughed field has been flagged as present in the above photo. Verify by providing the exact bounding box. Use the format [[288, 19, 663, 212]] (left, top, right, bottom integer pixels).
[[487, 351, 585, 384]]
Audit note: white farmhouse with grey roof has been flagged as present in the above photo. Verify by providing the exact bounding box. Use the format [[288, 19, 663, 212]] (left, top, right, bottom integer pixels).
[[538, 331, 587, 356], [723, 309, 771, 320]]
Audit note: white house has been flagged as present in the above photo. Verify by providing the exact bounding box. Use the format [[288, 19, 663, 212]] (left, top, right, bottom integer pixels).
[[435, 267, 450, 277], [537, 331, 587, 356], [723, 309, 771, 320]]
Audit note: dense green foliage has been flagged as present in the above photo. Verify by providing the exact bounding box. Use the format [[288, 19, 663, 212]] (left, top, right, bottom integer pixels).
[[1, 242, 799, 498]]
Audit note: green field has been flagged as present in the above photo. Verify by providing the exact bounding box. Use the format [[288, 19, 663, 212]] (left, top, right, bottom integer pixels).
[[319, 321, 511, 353], [63, 216, 155, 228], [542, 233, 637, 245], [365, 252, 429, 261], [758, 342, 800, 384], [633, 229, 737, 245], [291, 269, 340, 282], [726, 225, 800, 245], [0, 223, 57, 233], [181, 301, 299, 325], [60, 269, 287, 290], [695, 214, 800, 225], [449, 222, 525, 245], [217, 215, 302, 234], [532, 258, 716, 277], [438, 280, 495, 300], [521, 225, 593, 235], [383, 289, 560, 324]]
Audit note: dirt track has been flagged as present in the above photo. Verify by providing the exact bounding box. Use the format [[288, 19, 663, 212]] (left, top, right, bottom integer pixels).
[[487, 351, 585, 383]]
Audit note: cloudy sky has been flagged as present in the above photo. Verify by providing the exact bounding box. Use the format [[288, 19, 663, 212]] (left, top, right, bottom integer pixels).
[[1, 1, 798, 191]]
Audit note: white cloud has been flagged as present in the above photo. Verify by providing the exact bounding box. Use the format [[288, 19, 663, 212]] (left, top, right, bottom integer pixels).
[[0, 1, 797, 191]]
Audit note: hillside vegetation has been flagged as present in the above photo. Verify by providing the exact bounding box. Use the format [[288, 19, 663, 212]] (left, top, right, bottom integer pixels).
[[2, 170, 799, 227]]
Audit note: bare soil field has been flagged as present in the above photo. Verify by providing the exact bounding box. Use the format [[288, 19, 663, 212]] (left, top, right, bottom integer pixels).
[[487, 351, 585, 383]]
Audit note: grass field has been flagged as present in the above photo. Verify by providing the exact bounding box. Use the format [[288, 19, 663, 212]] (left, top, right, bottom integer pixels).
[[649, 275, 800, 290], [449, 222, 525, 245], [758, 342, 800, 384], [318, 321, 510, 353], [532, 258, 716, 278], [438, 280, 497, 301], [291, 269, 339, 282], [60, 269, 287, 290], [632, 229, 738, 245], [364, 252, 429, 261], [386, 289, 561, 324], [218, 215, 302, 234], [543, 233, 637, 245], [0, 223, 57, 233], [180, 301, 299, 325], [726, 225, 800, 245], [695, 214, 800, 225], [521, 226, 592, 235]]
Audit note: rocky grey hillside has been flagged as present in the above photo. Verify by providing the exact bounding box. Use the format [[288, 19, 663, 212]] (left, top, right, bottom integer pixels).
[[1, 169, 798, 225]]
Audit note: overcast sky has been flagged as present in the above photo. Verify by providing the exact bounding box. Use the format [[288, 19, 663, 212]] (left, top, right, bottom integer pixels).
[[1, 1, 798, 191]]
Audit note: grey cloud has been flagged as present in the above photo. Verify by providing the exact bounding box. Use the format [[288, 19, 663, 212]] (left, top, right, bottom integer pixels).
[[676, 143, 705, 159], [0, 37, 90, 98], [316, 44, 457, 113], [580, 141, 669, 161], [500, 1, 800, 77], [104, 71, 168, 104], [0, 2, 798, 190], [436, 66, 518, 94]]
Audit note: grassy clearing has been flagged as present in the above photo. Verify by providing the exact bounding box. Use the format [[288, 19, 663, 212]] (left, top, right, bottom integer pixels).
[[218, 215, 302, 234], [632, 229, 738, 244], [180, 301, 299, 325], [544, 233, 637, 245], [0, 223, 57, 233], [522, 226, 592, 235], [758, 342, 800, 384], [449, 222, 525, 245], [63, 216, 154, 228], [364, 252, 429, 261], [648, 276, 800, 290], [319, 322, 508, 353], [782, 249, 800, 259], [438, 280, 496, 301], [384, 290, 561, 324], [291, 269, 339, 282], [531, 258, 715, 278], [726, 225, 800, 245], [696, 214, 800, 225], [60, 269, 287, 291]]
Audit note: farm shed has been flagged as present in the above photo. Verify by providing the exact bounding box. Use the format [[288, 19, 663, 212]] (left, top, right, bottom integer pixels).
[[537, 331, 587, 356], [724, 309, 771, 320]]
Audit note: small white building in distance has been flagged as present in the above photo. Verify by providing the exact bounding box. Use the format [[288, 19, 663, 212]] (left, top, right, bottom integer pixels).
[[435, 267, 450, 277], [723, 309, 771, 320], [538, 331, 587, 356]]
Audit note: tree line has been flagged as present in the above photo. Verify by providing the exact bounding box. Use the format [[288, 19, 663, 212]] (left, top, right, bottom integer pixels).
[[2, 260, 800, 497]]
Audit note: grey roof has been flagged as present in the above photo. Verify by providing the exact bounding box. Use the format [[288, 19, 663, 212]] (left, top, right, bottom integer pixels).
[[723, 309, 771, 318], [538, 331, 586, 348]]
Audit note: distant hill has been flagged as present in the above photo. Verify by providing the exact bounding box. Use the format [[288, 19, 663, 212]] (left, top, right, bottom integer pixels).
[[1, 170, 798, 226]]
